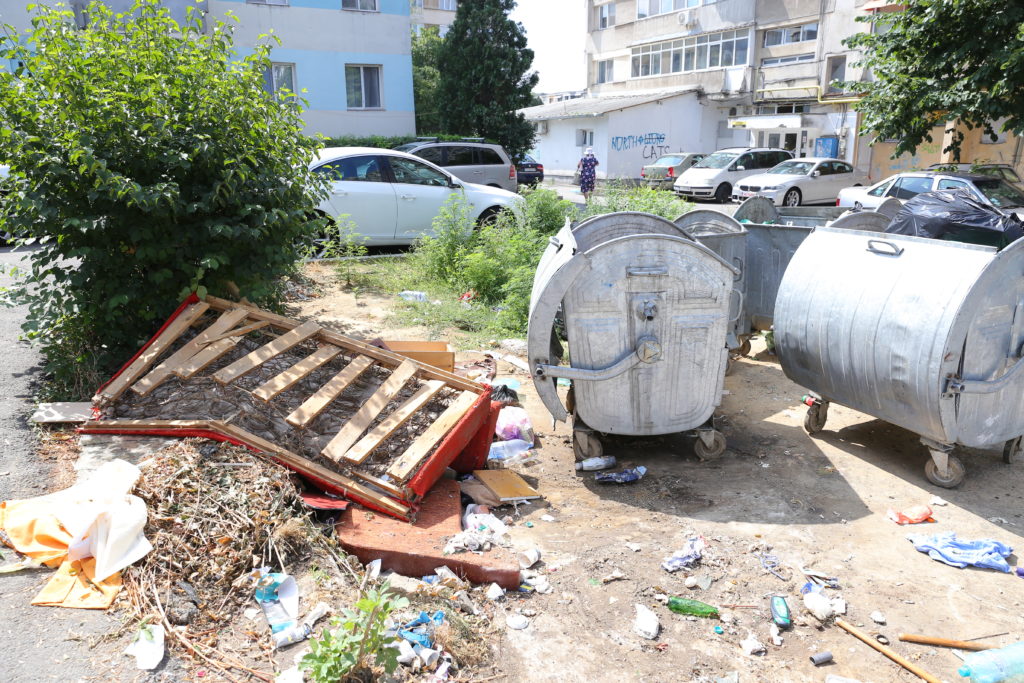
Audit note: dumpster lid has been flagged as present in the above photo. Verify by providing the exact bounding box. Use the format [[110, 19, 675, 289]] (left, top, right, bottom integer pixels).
[[885, 189, 1024, 248]]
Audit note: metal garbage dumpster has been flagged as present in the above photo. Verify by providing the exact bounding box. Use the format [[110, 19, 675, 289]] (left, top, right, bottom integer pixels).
[[775, 226, 1024, 487], [528, 212, 740, 461]]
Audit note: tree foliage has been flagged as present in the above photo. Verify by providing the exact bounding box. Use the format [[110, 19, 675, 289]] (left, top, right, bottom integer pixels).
[[438, 0, 538, 160], [845, 1, 1024, 158], [411, 25, 444, 134], [0, 0, 327, 396]]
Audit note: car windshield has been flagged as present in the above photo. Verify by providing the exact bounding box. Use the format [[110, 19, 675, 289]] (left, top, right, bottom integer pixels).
[[768, 161, 815, 175], [521, 154, 536, 163], [694, 152, 739, 169], [653, 155, 685, 166], [972, 178, 1024, 208]]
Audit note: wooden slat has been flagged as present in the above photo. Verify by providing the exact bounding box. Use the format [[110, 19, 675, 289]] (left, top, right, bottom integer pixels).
[[348, 469, 412, 501], [204, 320, 269, 343], [94, 301, 210, 403], [204, 295, 483, 393], [83, 419, 215, 430], [131, 308, 249, 396], [252, 345, 343, 403], [322, 360, 418, 460], [386, 391, 478, 481], [285, 355, 374, 428], [342, 380, 446, 464], [213, 321, 321, 385], [472, 469, 541, 501], [176, 337, 240, 378]]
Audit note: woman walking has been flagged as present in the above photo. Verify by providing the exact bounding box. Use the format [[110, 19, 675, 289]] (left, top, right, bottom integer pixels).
[[577, 147, 599, 201]]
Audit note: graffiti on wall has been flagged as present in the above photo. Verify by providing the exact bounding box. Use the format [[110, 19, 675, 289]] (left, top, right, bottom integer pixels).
[[610, 132, 674, 160]]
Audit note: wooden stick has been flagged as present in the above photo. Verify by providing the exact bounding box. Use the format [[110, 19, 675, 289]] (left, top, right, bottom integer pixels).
[[836, 619, 942, 683], [285, 355, 374, 428], [343, 380, 446, 464], [203, 320, 268, 343], [898, 633, 995, 651], [213, 320, 320, 385], [386, 391, 477, 481], [175, 337, 239, 378], [252, 345, 342, 402]]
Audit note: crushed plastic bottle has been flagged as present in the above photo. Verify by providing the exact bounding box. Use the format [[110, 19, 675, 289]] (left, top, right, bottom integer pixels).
[[958, 641, 1024, 683], [399, 290, 428, 302], [487, 439, 533, 461], [575, 455, 617, 471], [667, 596, 719, 619]]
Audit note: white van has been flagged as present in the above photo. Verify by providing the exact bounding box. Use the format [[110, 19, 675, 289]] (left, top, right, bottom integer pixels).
[[673, 147, 793, 203]]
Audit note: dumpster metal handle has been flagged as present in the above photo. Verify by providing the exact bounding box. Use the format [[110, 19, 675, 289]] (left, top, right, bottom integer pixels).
[[627, 266, 668, 277], [945, 355, 1024, 395], [535, 337, 661, 382], [729, 288, 745, 325], [866, 239, 904, 257]]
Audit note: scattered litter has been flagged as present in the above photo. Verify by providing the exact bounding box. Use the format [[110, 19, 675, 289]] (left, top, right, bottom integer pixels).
[[540, 514, 556, 522], [988, 516, 1015, 526], [273, 602, 330, 650], [697, 575, 713, 590], [758, 553, 789, 581], [625, 542, 642, 552], [770, 596, 791, 628], [770, 623, 783, 646], [524, 521, 534, 528], [831, 598, 848, 615], [576, 456, 617, 471], [518, 548, 542, 569], [633, 604, 661, 640], [495, 407, 534, 443], [715, 673, 739, 683], [595, 466, 647, 484], [810, 651, 834, 666], [741, 632, 767, 655], [876, 634, 890, 646], [485, 583, 504, 601], [870, 611, 886, 625], [601, 569, 626, 584], [522, 573, 552, 594], [803, 592, 834, 621], [399, 290, 428, 301], [667, 596, 719, 618], [253, 568, 299, 634], [930, 496, 949, 506], [684, 576, 698, 589], [124, 624, 165, 670], [490, 383, 519, 405], [487, 439, 534, 463], [714, 625, 725, 634], [445, 505, 510, 554], [398, 611, 445, 649], [453, 590, 480, 616], [473, 469, 541, 502], [662, 537, 705, 572], [907, 531, 1014, 572], [506, 613, 529, 630], [887, 505, 935, 525], [800, 581, 823, 595], [243, 607, 260, 621], [801, 567, 841, 589], [458, 477, 502, 507]]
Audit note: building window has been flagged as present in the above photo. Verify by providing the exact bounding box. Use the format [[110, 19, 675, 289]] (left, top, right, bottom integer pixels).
[[346, 65, 382, 109], [763, 22, 818, 47], [761, 53, 814, 67], [342, 0, 377, 10], [637, 0, 700, 20], [826, 55, 846, 93], [756, 103, 809, 114], [596, 59, 613, 84], [439, 0, 456, 9], [630, 29, 748, 78], [576, 129, 594, 147], [269, 62, 296, 99], [596, 2, 615, 29]]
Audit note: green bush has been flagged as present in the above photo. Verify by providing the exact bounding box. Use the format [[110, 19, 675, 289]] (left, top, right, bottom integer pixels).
[[520, 186, 578, 234], [583, 182, 692, 220], [0, 0, 328, 398]]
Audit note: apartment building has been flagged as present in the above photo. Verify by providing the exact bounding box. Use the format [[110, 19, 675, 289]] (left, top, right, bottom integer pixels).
[[411, 0, 457, 36], [523, 0, 871, 179], [0, 0, 416, 137]]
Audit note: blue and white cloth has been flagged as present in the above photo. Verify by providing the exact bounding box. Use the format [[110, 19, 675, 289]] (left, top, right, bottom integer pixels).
[[907, 531, 1013, 573]]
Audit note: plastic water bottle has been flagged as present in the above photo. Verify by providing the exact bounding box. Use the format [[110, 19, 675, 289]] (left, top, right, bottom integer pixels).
[[487, 439, 533, 460], [575, 455, 617, 471], [958, 642, 1024, 683]]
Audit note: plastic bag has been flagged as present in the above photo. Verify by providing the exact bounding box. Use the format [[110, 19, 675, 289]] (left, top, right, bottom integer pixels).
[[886, 189, 1024, 248], [495, 406, 533, 442]]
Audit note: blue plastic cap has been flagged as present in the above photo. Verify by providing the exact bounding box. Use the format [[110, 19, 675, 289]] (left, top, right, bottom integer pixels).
[[958, 665, 971, 678]]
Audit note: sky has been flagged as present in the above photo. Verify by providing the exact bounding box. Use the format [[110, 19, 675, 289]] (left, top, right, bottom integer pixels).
[[509, 0, 587, 94]]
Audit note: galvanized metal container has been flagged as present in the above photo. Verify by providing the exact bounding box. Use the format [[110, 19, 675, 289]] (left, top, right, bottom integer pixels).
[[528, 213, 738, 460], [775, 226, 1024, 487]]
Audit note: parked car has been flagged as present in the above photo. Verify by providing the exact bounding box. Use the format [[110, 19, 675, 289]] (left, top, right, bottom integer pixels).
[[640, 153, 704, 190], [673, 147, 793, 203], [926, 162, 1023, 187], [311, 147, 521, 246], [516, 153, 544, 186], [731, 157, 867, 206], [838, 171, 1024, 217], [392, 139, 518, 192]]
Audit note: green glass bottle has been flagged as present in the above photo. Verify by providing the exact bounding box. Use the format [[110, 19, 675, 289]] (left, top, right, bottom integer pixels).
[[667, 597, 719, 619]]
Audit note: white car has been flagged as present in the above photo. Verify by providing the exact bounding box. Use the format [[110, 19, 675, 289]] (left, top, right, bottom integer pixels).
[[673, 147, 793, 203], [311, 147, 522, 246], [838, 172, 1024, 217], [731, 157, 867, 206]]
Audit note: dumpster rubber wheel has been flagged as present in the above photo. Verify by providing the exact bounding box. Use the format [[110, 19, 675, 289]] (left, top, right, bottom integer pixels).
[[1002, 436, 1023, 464], [737, 338, 752, 357], [573, 430, 603, 461], [804, 403, 828, 434], [925, 455, 965, 488], [694, 431, 727, 461]]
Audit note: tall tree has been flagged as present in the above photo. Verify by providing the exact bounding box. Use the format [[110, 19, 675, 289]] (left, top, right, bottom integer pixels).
[[438, 0, 538, 160], [845, 1, 1024, 159], [411, 26, 444, 134]]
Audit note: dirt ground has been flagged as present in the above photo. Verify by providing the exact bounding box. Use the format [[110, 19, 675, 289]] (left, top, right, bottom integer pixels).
[[294, 262, 1024, 683]]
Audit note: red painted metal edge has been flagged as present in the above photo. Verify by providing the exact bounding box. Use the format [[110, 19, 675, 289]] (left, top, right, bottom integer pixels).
[[449, 400, 501, 474], [93, 293, 201, 396], [406, 387, 493, 499]]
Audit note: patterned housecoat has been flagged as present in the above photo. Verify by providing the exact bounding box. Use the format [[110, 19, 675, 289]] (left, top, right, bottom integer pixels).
[[578, 155, 599, 193]]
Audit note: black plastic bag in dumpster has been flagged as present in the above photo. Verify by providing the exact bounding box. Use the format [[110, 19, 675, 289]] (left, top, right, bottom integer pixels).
[[886, 189, 1024, 248]]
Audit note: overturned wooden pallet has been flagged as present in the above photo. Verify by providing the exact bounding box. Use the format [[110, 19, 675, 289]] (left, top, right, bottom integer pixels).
[[88, 295, 491, 521]]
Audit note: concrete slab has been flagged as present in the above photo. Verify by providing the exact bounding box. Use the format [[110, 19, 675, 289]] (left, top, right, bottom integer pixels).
[[75, 433, 178, 481], [30, 401, 94, 423], [337, 478, 520, 589]]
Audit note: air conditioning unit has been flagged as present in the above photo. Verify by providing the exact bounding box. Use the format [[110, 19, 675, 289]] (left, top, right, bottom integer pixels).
[[536, 121, 549, 135], [678, 10, 696, 27]]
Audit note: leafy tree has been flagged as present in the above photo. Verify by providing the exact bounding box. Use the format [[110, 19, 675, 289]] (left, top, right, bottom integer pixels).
[[411, 25, 444, 134], [438, 0, 538, 160], [845, 1, 1024, 159], [0, 0, 327, 397]]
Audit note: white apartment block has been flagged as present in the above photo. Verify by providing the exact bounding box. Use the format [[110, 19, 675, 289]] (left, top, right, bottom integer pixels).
[[411, 0, 457, 36], [523, 0, 874, 179]]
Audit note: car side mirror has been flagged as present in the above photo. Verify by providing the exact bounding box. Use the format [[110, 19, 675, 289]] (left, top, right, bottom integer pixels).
[[812, 170, 821, 177], [448, 179, 462, 189]]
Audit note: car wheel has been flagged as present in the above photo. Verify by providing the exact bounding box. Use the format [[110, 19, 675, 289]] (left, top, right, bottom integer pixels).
[[854, 201, 863, 210], [783, 188, 802, 207], [714, 183, 732, 203], [476, 207, 503, 227]]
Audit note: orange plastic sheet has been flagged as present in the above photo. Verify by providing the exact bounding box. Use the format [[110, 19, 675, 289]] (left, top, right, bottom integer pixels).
[[31, 558, 121, 609]]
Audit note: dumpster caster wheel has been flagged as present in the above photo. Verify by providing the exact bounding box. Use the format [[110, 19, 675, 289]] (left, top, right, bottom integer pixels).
[[737, 338, 752, 357], [725, 357, 736, 376], [695, 431, 727, 461], [1002, 436, 1023, 464], [573, 430, 603, 461], [804, 402, 829, 434], [925, 455, 965, 488]]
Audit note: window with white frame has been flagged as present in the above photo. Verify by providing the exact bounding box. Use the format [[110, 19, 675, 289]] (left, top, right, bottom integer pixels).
[[576, 129, 594, 146], [342, 0, 377, 10], [631, 30, 748, 77], [269, 62, 296, 99], [439, 0, 456, 10], [596, 2, 615, 29], [763, 22, 818, 47], [637, 0, 700, 20], [596, 59, 613, 84], [761, 53, 814, 67], [346, 65, 382, 109]]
